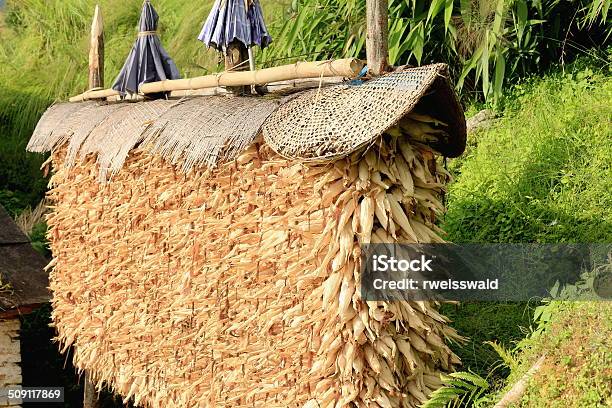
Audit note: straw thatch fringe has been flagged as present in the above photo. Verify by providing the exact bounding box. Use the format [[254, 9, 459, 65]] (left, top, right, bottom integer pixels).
[[28, 101, 96, 153], [141, 97, 279, 172], [47, 132, 462, 408], [64, 104, 127, 166], [28, 97, 278, 181], [78, 100, 177, 180]]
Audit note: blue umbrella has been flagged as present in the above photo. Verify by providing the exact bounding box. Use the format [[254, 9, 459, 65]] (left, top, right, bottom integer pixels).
[[112, 0, 180, 97], [198, 0, 272, 51]]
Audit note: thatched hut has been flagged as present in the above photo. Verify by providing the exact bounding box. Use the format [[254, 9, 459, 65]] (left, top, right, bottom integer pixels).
[[0, 205, 49, 406], [28, 64, 466, 408]]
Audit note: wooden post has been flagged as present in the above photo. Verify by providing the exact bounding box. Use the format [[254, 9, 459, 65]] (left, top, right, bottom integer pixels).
[[224, 40, 249, 95], [83, 371, 100, 408], [366, 0, 389, 76], [88, 4, 104, 89], [84, 12, 103, 402]]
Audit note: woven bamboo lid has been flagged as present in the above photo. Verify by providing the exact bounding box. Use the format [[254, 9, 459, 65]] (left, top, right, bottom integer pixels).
[[262, 63, 467, 160]]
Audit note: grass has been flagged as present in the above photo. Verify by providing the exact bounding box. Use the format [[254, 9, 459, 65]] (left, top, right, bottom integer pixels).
[[507, 301, 611, 407], [435, 55, 612, 400], [443, 58, 612, 244]]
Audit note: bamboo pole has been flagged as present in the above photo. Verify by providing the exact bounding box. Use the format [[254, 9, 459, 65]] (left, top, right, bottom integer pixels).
[[262, 77, 346, 95], [137, 77, 344, 98], [83, 9, 104, 408], [69, 88, 119, 102], [68, 58, 364, 102], [83, 371, 100, 408], [88, 5, 104, 89], [248, 48, 256, 72], [69, 77, 346, 102], [139, 58, 364, 94], [494, 354, 547, 408], [366, 0, 389, 76]]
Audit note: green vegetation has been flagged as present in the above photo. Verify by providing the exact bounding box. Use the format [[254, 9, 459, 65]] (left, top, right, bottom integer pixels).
[[440, 302, 533, 380], [443, 58, 612, 243], [266, 0, 610, 102], [432, 264, 611, 406], [434, 57, 612, 406], [510, 301, 611, 407], [422, 371, 490, 408]]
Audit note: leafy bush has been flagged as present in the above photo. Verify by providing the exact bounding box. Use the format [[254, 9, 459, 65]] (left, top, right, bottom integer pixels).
[[422, 370, 490, 408], [264, 0, 611, 102], [0, 189, 34, 215]]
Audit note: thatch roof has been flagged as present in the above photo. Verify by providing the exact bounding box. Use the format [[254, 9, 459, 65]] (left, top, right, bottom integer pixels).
[[27, 64, 466, 180], [0, 206, 50, 314]]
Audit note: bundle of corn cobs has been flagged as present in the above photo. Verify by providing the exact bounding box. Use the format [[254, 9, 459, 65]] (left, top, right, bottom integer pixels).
[[299, 112, 462, 408], [46, 111, 462, 408]]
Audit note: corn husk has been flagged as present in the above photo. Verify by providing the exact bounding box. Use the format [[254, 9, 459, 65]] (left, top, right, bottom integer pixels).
[[47, 113, 460, 408]]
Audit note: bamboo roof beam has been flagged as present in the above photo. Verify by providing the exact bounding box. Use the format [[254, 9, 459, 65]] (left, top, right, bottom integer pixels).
[[69, 58, 364, 102]]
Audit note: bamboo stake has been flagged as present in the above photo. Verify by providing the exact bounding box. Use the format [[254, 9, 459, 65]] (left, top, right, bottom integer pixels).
[[366, 0, 389, 76], [262, 77, 346, 95], [84, 8, 104, 408], [88, 5, 104, 89], [248, 47, 257, 95], [494, 354, 547, 408], [248, 48, 256, 72], [83, 371, 100, 408], [68, 76, 348, 102]]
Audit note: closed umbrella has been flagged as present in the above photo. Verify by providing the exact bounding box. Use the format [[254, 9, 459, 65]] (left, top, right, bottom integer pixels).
[[197, 0, 272, 51], [112, 0, 180, 97]]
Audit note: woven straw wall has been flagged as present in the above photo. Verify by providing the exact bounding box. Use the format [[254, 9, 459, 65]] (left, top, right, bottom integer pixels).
[[46, 133, 462, 408]]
